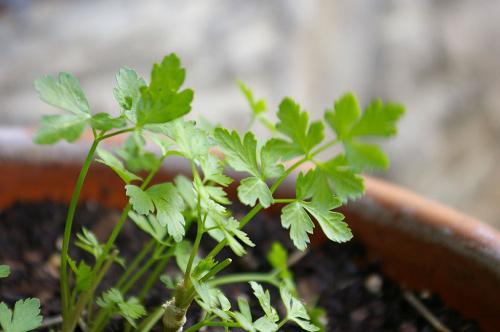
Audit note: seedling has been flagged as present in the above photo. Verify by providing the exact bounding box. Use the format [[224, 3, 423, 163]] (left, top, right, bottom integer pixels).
[[1, 53, 403, 331]]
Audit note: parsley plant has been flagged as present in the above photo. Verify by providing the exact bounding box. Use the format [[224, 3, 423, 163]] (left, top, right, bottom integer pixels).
[[6, 53, 404, 331]]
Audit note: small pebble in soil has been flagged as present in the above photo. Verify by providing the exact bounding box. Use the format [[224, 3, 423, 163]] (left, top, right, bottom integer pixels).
[[364, 273, 383, 294], [350, 307, 369, 322], [399, 322, 418, 332]]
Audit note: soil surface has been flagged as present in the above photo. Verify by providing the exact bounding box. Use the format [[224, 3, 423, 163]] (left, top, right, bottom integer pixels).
[[0, 201, 480, 331]]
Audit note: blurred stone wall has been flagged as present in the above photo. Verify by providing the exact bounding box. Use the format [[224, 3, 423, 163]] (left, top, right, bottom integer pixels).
[[1, 0, 499, 226]]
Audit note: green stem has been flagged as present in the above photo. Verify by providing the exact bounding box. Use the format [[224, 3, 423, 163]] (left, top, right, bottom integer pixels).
[[184, 320, 240, 332], [74, 155, 166, 332], [63, 250, 118, 332], [115, 239, 155, 290], [183, 258, 232, 306], [208, 272, 279, 288], [120, 244, 165, 294], [60, 139, 99, 319], [182, 162, 204, 290], [138, 247, 173, 301], [273, 198, 295, 204], [89, 243, 170, 332], [276, 317, 289, 329], [199, 258, 232, 283], [183, 213, 203, 287], [99, 127, 136, 140], [311, 139, 339, 158]]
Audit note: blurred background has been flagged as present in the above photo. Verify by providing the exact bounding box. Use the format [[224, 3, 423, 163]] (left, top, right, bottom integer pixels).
[[1, 0, 499, 227]]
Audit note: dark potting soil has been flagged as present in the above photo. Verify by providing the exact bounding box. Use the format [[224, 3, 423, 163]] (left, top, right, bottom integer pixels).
[[0, 201, 480, 332]]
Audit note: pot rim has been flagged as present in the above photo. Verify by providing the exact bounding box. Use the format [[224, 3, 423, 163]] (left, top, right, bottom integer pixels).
[[0, 126, 500, 266], [1, 126, 500, 274]]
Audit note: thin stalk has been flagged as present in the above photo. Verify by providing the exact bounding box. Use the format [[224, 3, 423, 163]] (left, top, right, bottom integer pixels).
[[138, 248, 174, 301], [120, 244, 165, 294], [182, 163, 204, 290], [63, 250, 118, 332], [98, 127, 135, 140], [184, 321, 240, 332], [89, 244, 168, 332], [115, 239, 155, 290], [183, 258, 232, 304], [72, 155, 166, 332], [60, 139, 99, 319], [183, 213, 203, 288], [276, 317, 289, 329], [273, 198, 295, 204], [208, 272, 279, 288]]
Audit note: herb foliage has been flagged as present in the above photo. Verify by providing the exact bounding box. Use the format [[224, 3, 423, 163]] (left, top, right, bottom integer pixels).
[[0, 53, 403, 331]]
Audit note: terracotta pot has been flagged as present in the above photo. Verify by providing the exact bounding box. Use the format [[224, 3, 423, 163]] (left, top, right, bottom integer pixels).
[[1, 127, 499, 331]]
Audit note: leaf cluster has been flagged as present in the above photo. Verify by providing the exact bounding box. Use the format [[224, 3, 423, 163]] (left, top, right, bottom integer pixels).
[[27, 52, 404, 332]]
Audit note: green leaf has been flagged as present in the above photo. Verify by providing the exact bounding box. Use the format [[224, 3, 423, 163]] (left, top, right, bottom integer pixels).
[[324, 93, 360, 140], [113, 67, 146, 117], [275, 98, 324, 158], [90, 113, 126, 132], [0, 298, 43, 332], [232, 312, 255, 332], [35, 72, 90, 115], [249, 282, 279, 323], [210, 216, 251, 256], [136, 54, 193, 126], [238, 297, 252, 322], [344, 141, 389, 171], [97, 149, 142, 184], [302, 202, 352, 243], [74, 261, 93, 293], [295, 170, 319, 201], [260, 140, 285, 179], [117, 133, 160, 173], [318, 155, 364, 200], [204, 185, 231, 205], [97, 288, 123, 308], [174, 175, 197, 209], [128, 211, 168, 243], [237, 177, 272, 208], [214, 128, 260, 177], [198, 153, 233, 186], [118, 297, 146, 327], [324, 94, 404, 171], [350, 99, 405, 137], [96, 289, 145, 327], [147, 183, 186, 242], [150, 53, 186, 93], [125, 185, 154, 215], [238, 81, 266, 116], [280, 287, 319, 331], [267, 242, 292, 280], [253, 317, 278, 332], [34, 114, 87, 144], [155, 119, 210, 160], [0, 265, 10, 279], [75, 227, 103, 259], [280, 202, 314, 250], [192, 281, 232, 322]]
